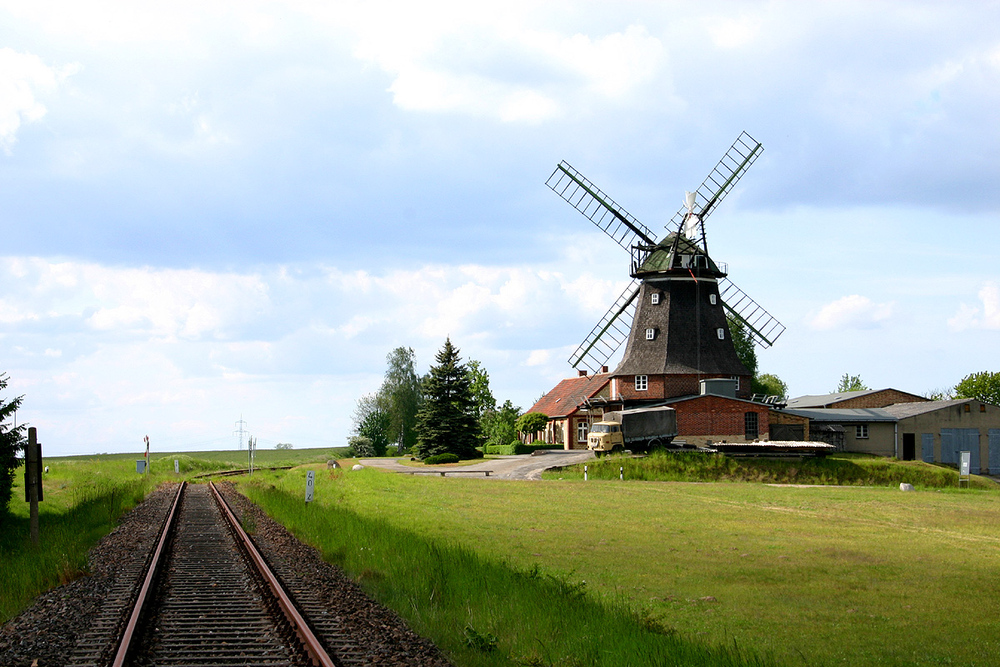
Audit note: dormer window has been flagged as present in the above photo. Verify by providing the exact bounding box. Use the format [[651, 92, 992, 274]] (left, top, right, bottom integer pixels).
[[717, 328, 725, 339], [709, 294, 717, 305], [651, 293, 660, 305], [645, 328, 656, 340]]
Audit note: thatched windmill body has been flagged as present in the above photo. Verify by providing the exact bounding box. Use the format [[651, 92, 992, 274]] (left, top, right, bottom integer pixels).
[[546, 132, 784, 402]]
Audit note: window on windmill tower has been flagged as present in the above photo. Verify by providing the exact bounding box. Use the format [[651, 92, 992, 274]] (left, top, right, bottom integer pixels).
[[635, 375, 648, 391], [645, 328, 656, 340], [709, 294, 717, 305], [651, 293, 660, 305], [717, 328, 725, 339]]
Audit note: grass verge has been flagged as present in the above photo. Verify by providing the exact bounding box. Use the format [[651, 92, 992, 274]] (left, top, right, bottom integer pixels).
[[547, 451, 997, 489], [240, 466, 1000, 666], [1, 473, 151, 622], [240, 474, 772, 667]]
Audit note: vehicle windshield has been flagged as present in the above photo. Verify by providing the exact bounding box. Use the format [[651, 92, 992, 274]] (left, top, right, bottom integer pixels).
[[591, 424, 612, 433]]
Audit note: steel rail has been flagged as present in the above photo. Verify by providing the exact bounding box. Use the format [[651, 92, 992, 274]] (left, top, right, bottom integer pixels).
[[110, 480, 186, 667], [209, 481, 338, 667]]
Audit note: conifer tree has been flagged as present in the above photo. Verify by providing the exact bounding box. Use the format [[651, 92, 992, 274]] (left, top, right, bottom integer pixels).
[[0, 374, 25, 529], [414, 338, 479, 459]]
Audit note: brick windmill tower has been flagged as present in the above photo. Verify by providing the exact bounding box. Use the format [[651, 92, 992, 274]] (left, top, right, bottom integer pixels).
[[546, 132, 784, 404]]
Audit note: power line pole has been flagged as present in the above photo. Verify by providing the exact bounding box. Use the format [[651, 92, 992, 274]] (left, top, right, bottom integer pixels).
[[234, 415, 248, 451]]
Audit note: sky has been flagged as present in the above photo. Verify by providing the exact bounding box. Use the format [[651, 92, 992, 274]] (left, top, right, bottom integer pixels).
[[1, 0, 999, 456]]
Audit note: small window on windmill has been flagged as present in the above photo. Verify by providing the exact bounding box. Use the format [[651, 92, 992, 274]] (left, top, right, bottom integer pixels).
[[731, 375, 740, 391], [680, 255, 691, 268], [645, 328, 656, 340], [651, 293, 660, 305], [709, 294, 717, 305], [717, 328, 725, 340], [635, 375, 648, 391]]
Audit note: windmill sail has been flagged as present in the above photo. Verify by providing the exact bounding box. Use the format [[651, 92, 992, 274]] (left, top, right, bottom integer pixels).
[[666, 131, 764, 252], [718, 277, 785, 348], [547, 161, 657, 250], [568, 280, 641, 373]]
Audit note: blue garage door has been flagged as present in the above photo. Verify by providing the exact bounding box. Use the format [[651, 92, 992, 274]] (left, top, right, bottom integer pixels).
[[989, 429, 1000, 475], [921, 433, 934, 463], [941, 428, 980, 472]]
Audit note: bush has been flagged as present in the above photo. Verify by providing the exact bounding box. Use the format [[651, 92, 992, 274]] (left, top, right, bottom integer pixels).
[[385, 446, 399, 457], [423, 452, 460, 465], [346, 435, 376, 458]]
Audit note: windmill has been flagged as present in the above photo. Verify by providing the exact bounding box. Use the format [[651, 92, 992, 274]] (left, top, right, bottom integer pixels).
[[546, 132, 784, 399]]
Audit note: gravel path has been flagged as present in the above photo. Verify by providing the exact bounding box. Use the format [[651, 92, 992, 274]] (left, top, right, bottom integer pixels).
[[359, 449, 594, 480]]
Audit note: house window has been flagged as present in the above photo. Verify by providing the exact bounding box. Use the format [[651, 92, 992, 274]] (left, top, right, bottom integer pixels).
[[744, 412, 759, 440], [717, 328, 725, 339], [635, 375, 648, 391], [645, 328, 656, 340], [856, 424, 869, 439], [731, 375, 740, 391], [651, 293, 660, 305], [981, 404, 987, 413], [964, 404, 971, 413], [577, 421, 589, 443], [710, 294, 717, 305]]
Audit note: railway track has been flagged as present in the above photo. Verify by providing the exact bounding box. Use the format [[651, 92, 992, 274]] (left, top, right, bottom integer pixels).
[[69, 482, 341, 667]]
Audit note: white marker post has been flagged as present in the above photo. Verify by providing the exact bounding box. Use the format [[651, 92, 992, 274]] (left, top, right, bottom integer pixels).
[[584, 465, 588, 482], [174, 459, 179, 475], [305, 470, 315, 503]]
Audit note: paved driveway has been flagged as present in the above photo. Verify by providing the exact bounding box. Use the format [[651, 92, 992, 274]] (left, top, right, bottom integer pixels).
[[358, 449, 594, 481]]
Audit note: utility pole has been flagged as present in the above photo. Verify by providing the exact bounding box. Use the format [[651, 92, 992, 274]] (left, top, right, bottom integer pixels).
[[234, 415, 248, 451], [248, 436, 256, 476]]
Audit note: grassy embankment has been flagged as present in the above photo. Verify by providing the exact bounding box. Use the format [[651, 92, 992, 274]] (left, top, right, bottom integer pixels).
[[1, 446, 343, 623], [239, 462, 1000, 667], [240, 470, 770, 667], [549, 450, 997, 489]]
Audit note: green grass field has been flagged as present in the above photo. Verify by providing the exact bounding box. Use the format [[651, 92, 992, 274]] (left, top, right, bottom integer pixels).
[[239, 463, 1000, 667]]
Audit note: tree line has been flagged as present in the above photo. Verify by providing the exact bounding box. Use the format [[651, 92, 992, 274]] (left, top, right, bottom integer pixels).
[[347, 338, 544, 460]]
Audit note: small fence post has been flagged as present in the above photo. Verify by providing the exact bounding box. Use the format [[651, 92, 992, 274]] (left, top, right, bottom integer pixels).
[[620, 466, 624, 481], [584, 465, 588, 482]]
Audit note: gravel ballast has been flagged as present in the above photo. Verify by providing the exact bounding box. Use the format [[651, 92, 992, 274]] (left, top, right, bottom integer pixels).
[[1, 481, 452, 667]]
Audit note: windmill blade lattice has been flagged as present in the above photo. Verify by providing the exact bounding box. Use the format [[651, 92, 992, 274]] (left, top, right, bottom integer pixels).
[[568, 280, 641, 373], [718, 277, 785, 348], [666, 132, 764, 251], [547, 161, 657, 251]]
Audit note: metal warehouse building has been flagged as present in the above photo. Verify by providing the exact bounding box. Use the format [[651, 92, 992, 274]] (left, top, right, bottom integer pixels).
[[778, 391, 1000, 474]]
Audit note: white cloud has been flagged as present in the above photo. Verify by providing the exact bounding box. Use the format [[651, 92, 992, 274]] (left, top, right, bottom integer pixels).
[[706, 15, 761, 49], [948, 282, 1000, 331], [332, 1, 664, 121], [525, 349, 550, 366], [807, 295, 894, 330], [1, 255, 618, 453], [0, 48, 78, 152]]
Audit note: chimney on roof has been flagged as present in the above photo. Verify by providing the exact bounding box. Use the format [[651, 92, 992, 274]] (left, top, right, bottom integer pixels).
[[578, 369, 588, 377], [601, 366, 608, 373]]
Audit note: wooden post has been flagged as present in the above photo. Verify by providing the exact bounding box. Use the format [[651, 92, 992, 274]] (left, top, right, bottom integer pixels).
[[25, 427, 41, 546]]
